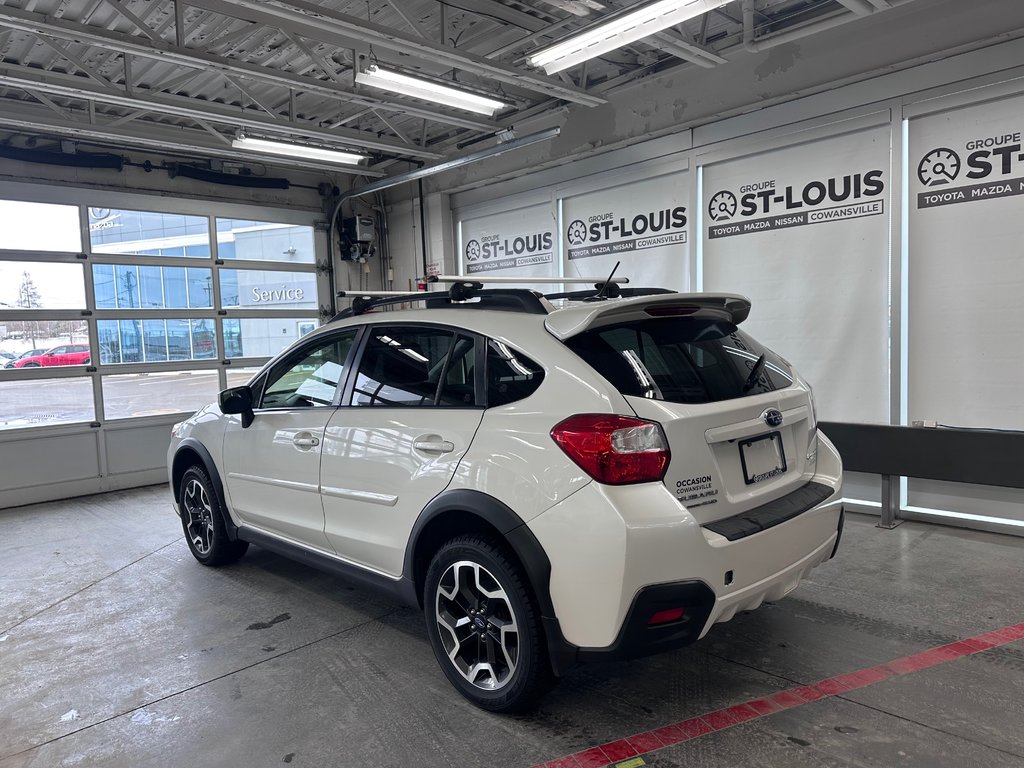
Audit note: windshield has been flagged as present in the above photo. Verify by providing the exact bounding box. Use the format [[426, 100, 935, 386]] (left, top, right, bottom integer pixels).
[[565, 317, 793, 404]]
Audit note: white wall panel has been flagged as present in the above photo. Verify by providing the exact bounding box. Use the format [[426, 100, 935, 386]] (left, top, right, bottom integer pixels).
[[105, 421, 175, 476], [701, 126, 892, 424], [456, 199, 558, 289], [907, 92, 1024, 431], [559, 172, 690, 290]]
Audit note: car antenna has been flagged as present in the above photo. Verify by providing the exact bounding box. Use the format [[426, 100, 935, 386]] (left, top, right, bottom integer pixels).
[[591, 261, 621, 301]]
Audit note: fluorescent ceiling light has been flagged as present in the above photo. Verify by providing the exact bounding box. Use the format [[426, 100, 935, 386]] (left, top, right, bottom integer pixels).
[[529, 0, 731, 74], [354, 64, 508, 116], [232, 135, 365, 165]]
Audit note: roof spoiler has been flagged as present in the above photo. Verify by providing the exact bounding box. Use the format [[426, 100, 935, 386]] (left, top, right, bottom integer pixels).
[[544, 292, 752, 340]]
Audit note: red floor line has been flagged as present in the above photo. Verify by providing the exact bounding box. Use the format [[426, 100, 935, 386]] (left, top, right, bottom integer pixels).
[[531, 621, 1024, 768]]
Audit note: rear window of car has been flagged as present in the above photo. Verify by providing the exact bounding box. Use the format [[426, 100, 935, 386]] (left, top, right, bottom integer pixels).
[[564, 317, 793, 404]]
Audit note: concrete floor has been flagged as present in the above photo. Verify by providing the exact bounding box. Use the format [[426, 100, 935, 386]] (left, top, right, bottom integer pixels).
[[2, 487, 1023, 768]]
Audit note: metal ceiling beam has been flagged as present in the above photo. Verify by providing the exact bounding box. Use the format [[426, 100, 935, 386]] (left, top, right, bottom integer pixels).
[[0, 98, 387, 176], [0, 5, 498, 132], [0, 62, 442, 159], [188, 0, 605, 106]]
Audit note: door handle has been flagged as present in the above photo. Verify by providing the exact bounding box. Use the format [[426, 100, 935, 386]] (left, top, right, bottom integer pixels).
[[293, 433, 320, 448], [413, 437, 455, 453]]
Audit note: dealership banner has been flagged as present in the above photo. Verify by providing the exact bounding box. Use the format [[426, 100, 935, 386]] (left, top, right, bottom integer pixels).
[[908, 92, 1024, 432], [560, 172, 689, 290], [457, 202, 556, 280], [702, 126, 891, 423]]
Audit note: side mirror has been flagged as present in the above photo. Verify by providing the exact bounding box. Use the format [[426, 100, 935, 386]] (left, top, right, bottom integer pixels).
[[219, 385, 255, 428]]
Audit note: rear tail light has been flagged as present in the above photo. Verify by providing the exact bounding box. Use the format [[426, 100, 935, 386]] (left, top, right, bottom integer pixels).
[[550, 414, 670, 485]]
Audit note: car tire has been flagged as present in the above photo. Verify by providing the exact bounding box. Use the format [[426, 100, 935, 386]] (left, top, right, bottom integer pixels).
[[22, 362, 40, 367], [424, 535, 554, 712], [178, 465, 248, 566]]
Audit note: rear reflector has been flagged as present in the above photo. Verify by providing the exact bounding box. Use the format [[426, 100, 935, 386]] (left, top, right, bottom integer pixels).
[[550, 414, 670, 485], [648, 607, 686, 625]]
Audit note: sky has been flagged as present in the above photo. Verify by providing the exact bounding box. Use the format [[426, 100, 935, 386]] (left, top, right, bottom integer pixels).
[[0, 201, 86, 309]]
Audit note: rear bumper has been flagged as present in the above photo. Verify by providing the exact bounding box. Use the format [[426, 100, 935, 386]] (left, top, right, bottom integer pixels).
[[530, 433, 844, 664]]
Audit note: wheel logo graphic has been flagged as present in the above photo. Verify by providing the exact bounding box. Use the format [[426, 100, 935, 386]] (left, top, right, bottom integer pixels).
[[918, 148, 961, 187], [708, 191, 737, 222], [465, 239, 482, 262], [566, 219, 588, 246]]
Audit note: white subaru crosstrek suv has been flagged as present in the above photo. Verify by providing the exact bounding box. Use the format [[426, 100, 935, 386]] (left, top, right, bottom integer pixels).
[[168, 284, 843, 712]]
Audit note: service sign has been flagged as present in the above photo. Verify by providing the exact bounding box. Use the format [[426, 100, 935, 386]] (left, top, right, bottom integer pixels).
[[560, 173, 689, 290], [701, 126, 891, 424], [458, 203, 556, 278]]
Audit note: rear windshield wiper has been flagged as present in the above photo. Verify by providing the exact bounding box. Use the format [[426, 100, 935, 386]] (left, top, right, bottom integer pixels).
[[741, 353, 767, 393]]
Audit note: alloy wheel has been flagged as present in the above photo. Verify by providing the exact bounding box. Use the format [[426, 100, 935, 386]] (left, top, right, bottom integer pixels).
[[435, 560, 520, 691], [182, 478, 215, 556]]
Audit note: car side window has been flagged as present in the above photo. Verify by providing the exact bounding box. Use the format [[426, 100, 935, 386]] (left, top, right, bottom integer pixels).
[[438, 335, 479, 407], [51, 347, 67, 355], [351, 327, 455, 407], [486, 340, 544, 407], [260, 331, 357, 409]]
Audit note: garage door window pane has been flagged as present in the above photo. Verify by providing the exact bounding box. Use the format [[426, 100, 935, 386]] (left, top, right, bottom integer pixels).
[[0, 261, 85, 309], [216, 219, 315, 263], [0, 200, 82, 252], [89, 209, 210, 257], [0, 376, 94, 430], [98, 319, 217, 363], [219, 270, 317, 309], [223, 317, 318, 358], [92, 265, 212, 309], [102, 371, 219, 419]]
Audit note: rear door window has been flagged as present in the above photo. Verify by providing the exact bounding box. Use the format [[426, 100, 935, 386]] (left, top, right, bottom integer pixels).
[[565, 318, 792, 404], [351, 326, 456, 407]]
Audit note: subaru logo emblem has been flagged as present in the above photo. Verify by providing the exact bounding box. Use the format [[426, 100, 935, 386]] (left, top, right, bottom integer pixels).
[[763, 408, 783, 428]]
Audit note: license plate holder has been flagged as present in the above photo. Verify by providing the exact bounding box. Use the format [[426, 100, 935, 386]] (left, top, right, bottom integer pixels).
[[739, 432, 787, 485]]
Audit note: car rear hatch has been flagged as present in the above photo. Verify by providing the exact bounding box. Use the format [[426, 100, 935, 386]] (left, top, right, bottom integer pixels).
[[549, 293, 818, 526]]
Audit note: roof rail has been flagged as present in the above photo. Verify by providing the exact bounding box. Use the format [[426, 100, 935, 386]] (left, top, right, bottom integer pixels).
[[332, 284, 550, 320], [428, 274, 630, 285], [544, 286, 676, 301]]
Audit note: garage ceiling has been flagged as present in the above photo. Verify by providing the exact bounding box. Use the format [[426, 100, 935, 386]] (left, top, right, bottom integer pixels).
[[0, 0, 906, 178]]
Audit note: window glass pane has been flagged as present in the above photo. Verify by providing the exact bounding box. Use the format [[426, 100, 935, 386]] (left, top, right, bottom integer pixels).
[[91, 265, 213, 310], [352, 328, 454, 407], [89, 208, 209, 257], [186, 268, 213, 308], [438, 336, 478, 406], [142, 320, 168, 362], [0, 261, 85, 309], [226, 366, 262, 390], [216, 219, 316, 264], [486, 341, 544, 407], [0, 376, 94, 430], [165, 268, 187, 308], [565, 319, 793, 404], [102, 371, 219, 419], [3, 335, 91, 369], [97, 319, 216, 363], [139, 266, 164, 309], [167, 320, 192, 361], [223, 317, 319, 359], [262, 332, 356, 408], [114, 265, 140, 308], [93, 264, 116, 309], [0, 200, 82, 252], [220, 269, 317, 309]]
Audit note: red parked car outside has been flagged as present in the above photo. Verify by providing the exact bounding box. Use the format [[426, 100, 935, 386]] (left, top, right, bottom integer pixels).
[[14, 344, 91, 368]]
